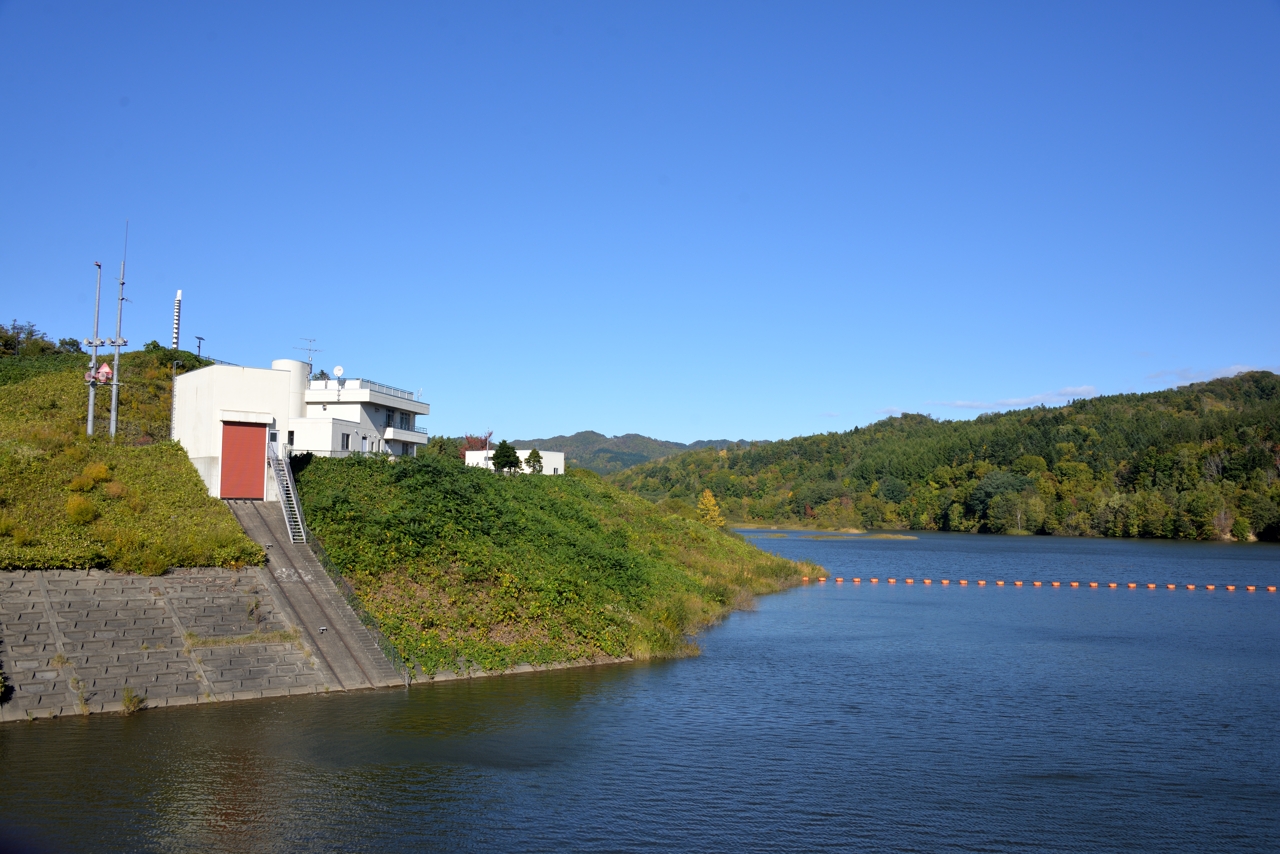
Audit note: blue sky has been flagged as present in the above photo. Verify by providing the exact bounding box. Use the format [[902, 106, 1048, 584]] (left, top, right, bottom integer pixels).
[[2, 2, 1277, 443]]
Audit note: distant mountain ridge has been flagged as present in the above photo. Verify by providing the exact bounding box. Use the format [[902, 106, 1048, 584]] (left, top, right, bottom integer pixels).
[[508, 431, 762, 474]]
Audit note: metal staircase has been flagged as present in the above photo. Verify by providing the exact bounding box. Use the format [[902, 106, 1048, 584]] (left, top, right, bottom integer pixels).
[[267, 442, 307, 543]]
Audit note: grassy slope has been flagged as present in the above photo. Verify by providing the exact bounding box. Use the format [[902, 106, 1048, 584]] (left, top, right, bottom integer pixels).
[[610, 372, 1280, 541], [0, 350, 263, 571], [295, 454, 811, 673]]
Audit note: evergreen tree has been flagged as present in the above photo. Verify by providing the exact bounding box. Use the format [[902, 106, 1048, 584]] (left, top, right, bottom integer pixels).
[[525, 447, 543, 474], [697, 489, 726, 527], [490, 439, 520, 475]]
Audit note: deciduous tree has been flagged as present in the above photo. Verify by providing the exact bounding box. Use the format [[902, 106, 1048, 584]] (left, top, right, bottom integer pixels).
[[697, 489, 725, 527]]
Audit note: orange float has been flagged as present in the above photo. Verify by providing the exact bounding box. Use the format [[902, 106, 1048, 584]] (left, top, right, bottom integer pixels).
[[819, 577, 827, 583], [1089, 582, 1099, 588], [1226, 585, 1235, 591], [853, 577, 862, 583], [941, 580, 950, 586], [1069, 581, 1079, 587], [978, 580, 987, 586], [924, 579, 932, 585], [888, 578, 897, 584], [959, 580, 968, 586], [802, 576, 809, 582], [1167, 584, 1176, 590], [1206, 584, 1214, 591], [1033, 581, 1042, 587], [1127, 583, 1136, 589], [1015, 581, 1023, 587], [1186, 584, 1195, 590], [1052, 581, 1061, 587], [1147, 583, 1156, 589], [1246, 586, 1256, 592], [997, 580, 1005, 586], [870, 578, 879, 583], [1269, 586, 1277, 592], [836, 577, 844, 583], [905, 578, 914, 584], [1108, 583, 1117, 588]]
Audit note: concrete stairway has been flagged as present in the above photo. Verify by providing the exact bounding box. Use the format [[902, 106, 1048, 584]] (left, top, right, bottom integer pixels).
[[227, 501, 403, 690]]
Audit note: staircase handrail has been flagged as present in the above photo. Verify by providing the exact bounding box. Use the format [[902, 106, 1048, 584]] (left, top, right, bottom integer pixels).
[[267, 442, 308, 543]]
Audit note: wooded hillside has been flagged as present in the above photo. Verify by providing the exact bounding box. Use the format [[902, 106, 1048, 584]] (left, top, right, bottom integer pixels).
[[611, 372, 1280, 541]]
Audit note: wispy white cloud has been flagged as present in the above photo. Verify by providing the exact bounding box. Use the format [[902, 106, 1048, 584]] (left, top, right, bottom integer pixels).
[[876, 407, 904, 416], [1144, 364, 1272, 383], [931, 386, 1097, 411]]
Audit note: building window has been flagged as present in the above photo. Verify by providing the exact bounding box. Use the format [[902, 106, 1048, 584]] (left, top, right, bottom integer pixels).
[[341, 433, 350, 451], [287, 430, 295, 446], [398, 412, 409, 430], [385, 409, 394, 427], [553, 467, 559, 475], [361, 435, 368, 452], [268, 430, 278, 444]]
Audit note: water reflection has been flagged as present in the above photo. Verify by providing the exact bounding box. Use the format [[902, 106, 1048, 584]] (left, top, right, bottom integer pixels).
[[2, 533, 1277, 853]]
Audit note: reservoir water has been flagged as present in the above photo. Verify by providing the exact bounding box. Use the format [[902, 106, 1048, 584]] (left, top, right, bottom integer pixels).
[[2, 532, 1277, 853]]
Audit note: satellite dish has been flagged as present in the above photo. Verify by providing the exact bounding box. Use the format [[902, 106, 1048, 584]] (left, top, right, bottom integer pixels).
[[334, 366, 344, 377]]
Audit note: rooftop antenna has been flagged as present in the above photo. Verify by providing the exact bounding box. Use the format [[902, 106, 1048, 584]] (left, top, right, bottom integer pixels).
[[107, 221, 130, 439], [171, 289, 182, 349], [82, 262, 106, 436], [294, 337, 321, 370], [195, 336, 204, 358]]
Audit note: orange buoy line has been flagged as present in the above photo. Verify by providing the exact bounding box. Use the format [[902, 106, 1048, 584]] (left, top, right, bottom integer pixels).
[[829, 579, 1276, 592]]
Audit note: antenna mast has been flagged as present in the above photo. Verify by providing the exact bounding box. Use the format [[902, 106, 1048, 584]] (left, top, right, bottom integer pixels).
[[294, 338, 322, 370], [108, 222, 130, 439], [83, 262, 105, 436]]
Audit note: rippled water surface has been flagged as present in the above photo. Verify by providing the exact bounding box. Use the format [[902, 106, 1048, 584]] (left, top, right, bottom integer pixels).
[[2, 533, 1278, 853]]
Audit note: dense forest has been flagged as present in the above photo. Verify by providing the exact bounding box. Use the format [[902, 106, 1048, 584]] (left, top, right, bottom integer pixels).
[[610, 372, 1280, 542]]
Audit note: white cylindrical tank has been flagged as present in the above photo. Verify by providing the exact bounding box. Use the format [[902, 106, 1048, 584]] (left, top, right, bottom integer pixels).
[[272, 359, 310, 421]]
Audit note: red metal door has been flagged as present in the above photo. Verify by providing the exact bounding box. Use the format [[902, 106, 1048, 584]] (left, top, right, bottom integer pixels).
[[220, 422, 266, 499]]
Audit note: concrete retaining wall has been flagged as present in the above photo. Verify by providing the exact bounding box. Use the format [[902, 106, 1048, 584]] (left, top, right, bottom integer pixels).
[[0, 568, 334, 721]]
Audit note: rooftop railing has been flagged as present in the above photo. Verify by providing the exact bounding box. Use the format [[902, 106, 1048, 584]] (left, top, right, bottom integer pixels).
[[308, 378, 421, 401]]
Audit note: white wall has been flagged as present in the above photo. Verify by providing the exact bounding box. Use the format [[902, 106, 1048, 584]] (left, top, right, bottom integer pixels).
[[465, 449, 566, 475], [172, 365, 291, 497]]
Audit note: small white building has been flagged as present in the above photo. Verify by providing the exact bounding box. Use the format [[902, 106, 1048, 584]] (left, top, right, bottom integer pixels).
[[173, 359, 430, 499], [465, 449, 565, 475]]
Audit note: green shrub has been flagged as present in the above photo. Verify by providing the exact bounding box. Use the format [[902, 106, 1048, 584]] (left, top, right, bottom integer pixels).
[[297, 454, 810, 674], [83, 462, 110, 483], [68, 475, 95, 492], [65, 495, 99, 525]]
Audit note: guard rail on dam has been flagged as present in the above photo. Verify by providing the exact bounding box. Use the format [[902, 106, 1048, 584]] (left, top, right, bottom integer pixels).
[[0, 503, 404, 721]]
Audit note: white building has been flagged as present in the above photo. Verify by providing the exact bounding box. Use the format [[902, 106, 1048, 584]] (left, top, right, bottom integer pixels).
[[465, 448, 565, 475], [173, 359, 430, 499]]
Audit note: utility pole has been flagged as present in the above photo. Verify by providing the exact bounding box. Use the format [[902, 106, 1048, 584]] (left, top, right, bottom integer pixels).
[[83, 262, 105, 436], [195, 336, 204, 358], [108, 223, 130, 439]]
